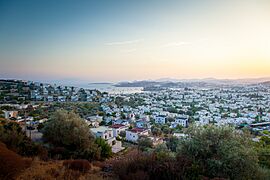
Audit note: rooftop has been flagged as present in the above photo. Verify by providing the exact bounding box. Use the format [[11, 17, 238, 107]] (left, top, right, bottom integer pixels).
[[110, 124, 126, 129], [90, 126, 112, 133], [128, 128, 147, 133]]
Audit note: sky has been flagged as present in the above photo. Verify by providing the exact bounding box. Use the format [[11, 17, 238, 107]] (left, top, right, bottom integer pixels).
[[0, 0, 270, 83]]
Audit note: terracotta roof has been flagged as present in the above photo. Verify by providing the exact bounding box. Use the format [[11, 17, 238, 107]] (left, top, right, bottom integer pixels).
[[129, 128, 147, 133], [110, 124, 126, 128]]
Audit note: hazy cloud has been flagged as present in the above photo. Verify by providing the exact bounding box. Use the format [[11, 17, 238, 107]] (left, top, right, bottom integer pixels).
[[105, 39, 144, 45]]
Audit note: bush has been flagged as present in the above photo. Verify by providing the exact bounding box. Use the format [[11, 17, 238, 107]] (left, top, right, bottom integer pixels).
[[119, 131, 126, 138], [0, 120, 47, 158], [256, 136, 270, 169], [37, 123, 44, 132], [166, 136, 179, 152], [43, 110, 100, 160], [138, 137, 153, 151], [113, 150, 197, 180], [113, 125, 270, 180], [178, 125, 262, 179], [63, 159, 91, 172], [95, 138, 112, 159]]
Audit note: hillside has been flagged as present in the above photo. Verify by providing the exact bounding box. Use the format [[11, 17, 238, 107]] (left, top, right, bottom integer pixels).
[[16, 160, 108, 180]]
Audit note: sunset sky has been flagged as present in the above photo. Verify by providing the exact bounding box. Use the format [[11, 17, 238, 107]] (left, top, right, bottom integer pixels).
[[0, 0, 270, 82]]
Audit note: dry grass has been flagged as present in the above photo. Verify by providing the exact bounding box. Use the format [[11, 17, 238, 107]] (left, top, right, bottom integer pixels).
[[63, 159, 91, 172], [0, 137, 119, 180], [16, 159, 114, 180], [0, 142, 32, 180]]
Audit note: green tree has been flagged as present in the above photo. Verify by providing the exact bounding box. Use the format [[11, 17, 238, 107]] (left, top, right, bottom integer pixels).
[[151, 126, 162, 136], [175, 124, 183, 132], [166, 136, 179, 152], [120, 112, 126, 119], [119, 131, 126, 138], [99, 120, 106, 126], [161, 125, 171, 134], [95, 138, 112, 159], [154, 144, 174, 160], [177, 125, 261, 179], [37, 123, 44, 132], [166, 117, 175, 122], [256, 136, 270, 169], [0, 110, 4, 118], [0, 105, 13, 111], [43, 110, 99, 160], [167, 107, 178, 113], [0, 120, 45, 157], [138, 137, 153, 151]]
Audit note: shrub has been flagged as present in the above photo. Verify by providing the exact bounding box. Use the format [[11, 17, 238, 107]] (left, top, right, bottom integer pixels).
[[178, 125, 261, 179], [37, 123, 44, 132], [43, 110, 100, 160], [113, 125, 270, 180], [166, 136, 180, 152], [119, 131, 126, 138], [95, 138, 112, 159], [0, 120, 47, 158], [138, 137, 153, 151], [112, 150, 198, 180], [63, 159, 91, 172], [256, 136, 270, 169]]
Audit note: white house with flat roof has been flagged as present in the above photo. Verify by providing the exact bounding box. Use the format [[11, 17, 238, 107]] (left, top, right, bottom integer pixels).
[[126, 128, 149, 143], [154, 115, 166, 124], [90, 126, 124, 153]]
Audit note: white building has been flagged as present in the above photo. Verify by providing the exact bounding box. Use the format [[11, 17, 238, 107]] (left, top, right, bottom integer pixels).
[[3, 110, 18, 119], [113, 119, 130, 126], [154, 115, 167, 124], [71, 95, 79, 102], [126, 128, 149, 143], [57, 96, 66, 102], [136, 120, 150, 129], [90, 126, 115, 145], [90, 126, 124, 153], [175, 116, 188, 127], [110, 124, 128, 137], [47, 96, 54, 102]]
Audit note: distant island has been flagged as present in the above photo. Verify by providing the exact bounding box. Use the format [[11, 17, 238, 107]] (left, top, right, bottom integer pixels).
[[114, 78, 270, 91]]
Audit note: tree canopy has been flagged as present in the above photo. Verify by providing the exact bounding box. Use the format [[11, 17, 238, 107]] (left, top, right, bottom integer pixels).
[[113, 125, 270, 179], [178, 125, 261, 179], [42, 110, 100, 160], [0, 120, 45, 157]]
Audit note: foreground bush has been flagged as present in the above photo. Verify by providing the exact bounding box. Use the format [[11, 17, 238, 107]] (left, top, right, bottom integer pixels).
[[256, 136, 270, 169], [178, 125, 261, 179], [0, 142, 32, 179], [113, 126, 270, 180], [43, 110, 100, 160], [95, 138, 112, 159], [113, 150, 198, 180], [0, 120, 47, 158], [63, 159, 91, 172]]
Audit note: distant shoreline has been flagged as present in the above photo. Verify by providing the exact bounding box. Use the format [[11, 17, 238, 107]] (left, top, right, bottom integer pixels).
[[88, 82, 113, 85]]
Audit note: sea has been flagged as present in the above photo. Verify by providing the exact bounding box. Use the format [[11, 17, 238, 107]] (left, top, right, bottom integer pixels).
[[80, 83, 143, 94]]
